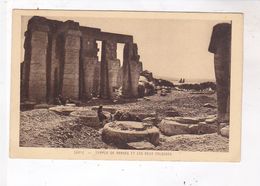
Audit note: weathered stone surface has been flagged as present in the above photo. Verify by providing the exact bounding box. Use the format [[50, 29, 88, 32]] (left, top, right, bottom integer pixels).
[[166, 117, 200, 124], [122, 43, 143, 98], [102, 121, 160, 147], [100, 41, 121, 99], [113, 110, 142, 122], [62, 30, 81, 100], [205, 117, 217, 124], [158, 119, 190, 136], [165, 110, 180, 117], [49, 105, 79, 116], [209, 23, 231, 122], [188, 124, 199, 134], [198, 122, 218, 134], [203, 103, 216, 108], [80, 37, 99, 99], [91, 106, 117, 114], [220, 126, 229, 138], [28, 30, 49, 102], [143, 117, 159, 126], [70, 109, 111, 127], [127, 141, 155, 150]]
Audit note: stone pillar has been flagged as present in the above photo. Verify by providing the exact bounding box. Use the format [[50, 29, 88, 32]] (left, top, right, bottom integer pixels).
[[100, 40, 121, 99], [25, 18, 50, 103], [21, 30, 32, 101], [130, 43, 143, 97], [122, 43, 132, 97], [122, 43, 143, 98], [93, 62, 101, 97], [61, 29, 82, 100], [208, 23, 231, 122], [80, 36, 99, 99]]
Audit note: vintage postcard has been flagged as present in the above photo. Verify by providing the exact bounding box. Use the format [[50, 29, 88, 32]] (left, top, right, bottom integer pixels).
[[10, 10, 243, 161]]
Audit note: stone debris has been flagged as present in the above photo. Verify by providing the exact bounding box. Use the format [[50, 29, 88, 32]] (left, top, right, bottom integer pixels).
[[158, 119, 190, 136], [113, 110, 142, 122], [188, 124, 199, 134], [205, 117, 217, 124], [143, 117, 160, 126], [198, 122, 218, 134], [169, 117, 200, 124], [91, 106, 117, 114], [70, 109, 112, 127], [159, 116, 219, 136], [165, 110, 180, 117], [203, 103, 217, 108], [127, 141, 155, 150], [49, 105, 79, 116], [220, 126, 229, 138]]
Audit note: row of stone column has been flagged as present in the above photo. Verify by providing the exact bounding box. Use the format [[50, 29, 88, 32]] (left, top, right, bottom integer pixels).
[[21, 17, 142, 104]]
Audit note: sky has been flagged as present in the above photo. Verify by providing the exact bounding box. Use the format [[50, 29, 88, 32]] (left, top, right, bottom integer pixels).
[[22, 16, 230, 81]]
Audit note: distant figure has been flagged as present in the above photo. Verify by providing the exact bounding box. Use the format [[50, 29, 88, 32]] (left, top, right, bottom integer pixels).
[[97, 105, 107, 127], [208, 23, 231, 125], [55, 94, 67, 105]]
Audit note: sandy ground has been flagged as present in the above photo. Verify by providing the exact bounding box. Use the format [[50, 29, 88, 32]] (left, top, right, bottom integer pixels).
[[20, 90, 229, 152]]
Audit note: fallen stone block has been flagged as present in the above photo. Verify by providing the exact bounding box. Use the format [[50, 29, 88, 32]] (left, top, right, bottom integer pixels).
[[49, 105, 79, 116], [171, 117, 200, 124], [158, 119, 190, 136], [114, 110, 142, 122], [205, 117, 217, 124], [127, 141, 155, 150], [203, 103, 217, 108], [198, 122, 217, 134], [70, 109, 111, 127], [188, 124, 199, 134], [143, 97, 151, 101], [143, 117, 160, 126], [220, 126, 229, 138], [165, 111, 180, 117], [91, 106, 117, 114]]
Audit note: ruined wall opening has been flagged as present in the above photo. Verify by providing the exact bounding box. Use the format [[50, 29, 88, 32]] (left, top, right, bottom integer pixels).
[[97, 41, 102, 62], [117, 43, 124, 67]]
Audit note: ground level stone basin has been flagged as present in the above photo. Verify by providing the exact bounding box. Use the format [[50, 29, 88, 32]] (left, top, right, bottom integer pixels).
[[102, 121, 160, 147]]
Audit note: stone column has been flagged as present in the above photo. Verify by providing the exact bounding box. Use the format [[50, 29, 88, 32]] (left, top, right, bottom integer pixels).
[[122, 43, 132, 97], [21, 30, 32, 101], [122, 43, 143, 98], [61, 29, 82, 100], [80, 36, 99, 99], [208, 23, 231, 122], [26, 18, 50, 103], [130, 43, 143, 97], [100, 40, 121, 99]]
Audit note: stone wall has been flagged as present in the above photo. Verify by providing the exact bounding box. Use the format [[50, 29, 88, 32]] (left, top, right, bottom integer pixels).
[[21, 16, 142, 103]]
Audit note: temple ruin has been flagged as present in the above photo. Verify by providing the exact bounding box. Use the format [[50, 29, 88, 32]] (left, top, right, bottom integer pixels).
[[20, 16, 143, 103]]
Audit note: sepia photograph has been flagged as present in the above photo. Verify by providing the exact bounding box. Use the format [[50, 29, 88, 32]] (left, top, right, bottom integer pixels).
[[10, 10, 243, 161]]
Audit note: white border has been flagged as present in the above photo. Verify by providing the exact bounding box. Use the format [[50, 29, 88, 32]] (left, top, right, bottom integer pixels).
[[1, 0, 260, 186]]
